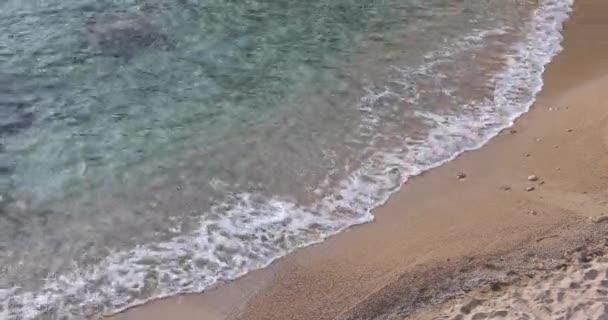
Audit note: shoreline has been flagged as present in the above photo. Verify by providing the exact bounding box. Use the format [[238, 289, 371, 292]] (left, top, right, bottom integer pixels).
[[110, 0, 608, 319]]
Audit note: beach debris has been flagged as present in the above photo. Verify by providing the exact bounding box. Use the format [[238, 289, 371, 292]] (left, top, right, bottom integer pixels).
[[536, 138, 543, 142], [524, 153, 531, 157], [567, 129, 574, 133], [527, 175, 539, 182], [526, 186, 536, 192], [457, 173, 467, 181], [556, 167, 561, 171], [528, 210, 538, 216], [535, 235, 559, 243], [499, 185, 511, 191], [509, 129, 517, 134]]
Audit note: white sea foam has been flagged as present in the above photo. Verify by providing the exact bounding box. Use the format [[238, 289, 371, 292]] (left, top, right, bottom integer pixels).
[[2, 0, 572, 318]]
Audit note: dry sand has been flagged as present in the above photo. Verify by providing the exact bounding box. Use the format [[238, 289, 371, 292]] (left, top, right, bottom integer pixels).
[[408, 235, 608, 320], [109, 0, 608, 319], [429, 249, 608, 320]]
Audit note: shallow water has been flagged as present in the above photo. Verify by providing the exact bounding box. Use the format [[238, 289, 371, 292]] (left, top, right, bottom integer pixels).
[[0, 0, 572, 318]]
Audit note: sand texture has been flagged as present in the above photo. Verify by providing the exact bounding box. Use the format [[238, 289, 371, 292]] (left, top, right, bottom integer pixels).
[[446, 259, 608, 320], [422, 242, 608, 320]]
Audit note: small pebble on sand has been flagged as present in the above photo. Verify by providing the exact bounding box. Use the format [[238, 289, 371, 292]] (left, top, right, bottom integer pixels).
[[509, 129, 517, 134], [500, 185, 511, 191], [567, 129, 573, 132], [529, 210, 538, 216], [528, 175, 539, 182], [457, 173, 467, 181], [526, 186, 536, 192]]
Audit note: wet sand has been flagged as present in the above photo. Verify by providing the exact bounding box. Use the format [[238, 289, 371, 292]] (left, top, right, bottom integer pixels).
[[109, 0, 608, 319]]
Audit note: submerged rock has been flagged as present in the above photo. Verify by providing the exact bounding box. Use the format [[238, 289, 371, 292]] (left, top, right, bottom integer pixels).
[[0, 112, 35, 138], [85, 12, 171, 58]]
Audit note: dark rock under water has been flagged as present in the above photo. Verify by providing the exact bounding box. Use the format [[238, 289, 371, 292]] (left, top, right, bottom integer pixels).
[[85, 12, 172, 58]]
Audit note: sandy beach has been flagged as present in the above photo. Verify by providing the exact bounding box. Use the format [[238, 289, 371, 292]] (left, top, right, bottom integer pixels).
[[110, 0, 608, 319]]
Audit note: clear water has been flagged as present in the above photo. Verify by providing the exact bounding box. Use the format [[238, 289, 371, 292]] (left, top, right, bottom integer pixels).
[[0, 0, 572, 318]]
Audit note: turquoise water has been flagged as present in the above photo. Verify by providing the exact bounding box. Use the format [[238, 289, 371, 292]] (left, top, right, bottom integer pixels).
[[3, 0, 387, 200], [0, 0, 572, 318]]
